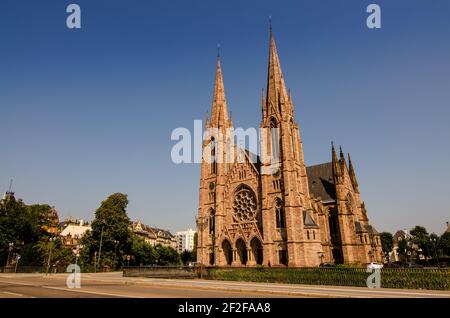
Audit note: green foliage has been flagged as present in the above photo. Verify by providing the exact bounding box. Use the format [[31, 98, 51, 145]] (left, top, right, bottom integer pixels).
[[207, 267, 450, 290], [181, 250, 196, 264], [438, 232, 450, 257], [35, 236, 75, 269], [411, 226, 430, 258], [130, 236, 158, 266], [154, 244, 181, 265], [0, 197, 62, 267], [380, 232, 394, 259], [397, 238, 408, 261], [80, 193, 133, 270]]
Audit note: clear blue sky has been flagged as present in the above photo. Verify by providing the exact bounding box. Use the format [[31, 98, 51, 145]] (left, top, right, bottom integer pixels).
[[1, 0, 449, 234]]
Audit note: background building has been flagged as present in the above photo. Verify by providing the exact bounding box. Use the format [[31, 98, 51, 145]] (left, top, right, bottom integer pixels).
[[60, 219, 91, 252], [175, 228, 196, 253], [131, 221, 177, 249]]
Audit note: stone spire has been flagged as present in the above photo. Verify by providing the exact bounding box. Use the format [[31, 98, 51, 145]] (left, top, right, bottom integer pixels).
[[332, 142, 343, 184], [266, 26, 289, 116], [348, 154, 360, 193], [205, 111, 210, 128], [210, 55, 228, 128], [339, 146, 345, 163]]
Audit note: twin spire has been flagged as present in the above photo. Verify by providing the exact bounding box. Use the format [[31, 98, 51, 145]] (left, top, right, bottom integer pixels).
[[208, 24, 290, 128], [209, 53, 229, 128], [266, 27, 290, 115]]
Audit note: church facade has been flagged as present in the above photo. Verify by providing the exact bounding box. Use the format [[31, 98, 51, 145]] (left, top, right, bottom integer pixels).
[[197, 29, 383, 267]]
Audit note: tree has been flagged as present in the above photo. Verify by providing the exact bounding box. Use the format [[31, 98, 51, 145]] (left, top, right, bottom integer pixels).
[[80, 193, 133, 270], [35, 236, 75, 270], [130, 236, 158, 266], [181, 250, 196, 264], [379, 232, 394, 261], [0, 196, 55, 266], [438, 232, 450, 257], [410, 225, 432, 261], [397, 238, 408, 263], [154, 244, 181, 265]]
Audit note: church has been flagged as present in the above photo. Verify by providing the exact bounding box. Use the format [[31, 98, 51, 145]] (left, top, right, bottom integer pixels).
[[197, 28, 383, 267]]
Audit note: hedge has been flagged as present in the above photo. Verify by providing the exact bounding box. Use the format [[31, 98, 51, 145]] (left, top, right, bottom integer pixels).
[[205, 267, 450, 290]]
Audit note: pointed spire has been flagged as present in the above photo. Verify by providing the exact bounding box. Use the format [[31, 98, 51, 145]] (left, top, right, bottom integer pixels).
[[332, 142, 338, 163], [205, 111, 210, 127], [228, 111, 233, 127], [210, 51, 228, 128], [348, 154, 360, 193], [266, 23, 289, 116], [332, 142, 342, 184]]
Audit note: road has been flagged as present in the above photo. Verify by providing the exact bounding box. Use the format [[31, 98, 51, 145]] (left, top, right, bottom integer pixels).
[[0, 272, 449, 298]]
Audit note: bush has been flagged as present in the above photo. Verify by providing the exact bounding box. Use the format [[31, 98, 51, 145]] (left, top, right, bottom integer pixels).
[[206, 267, 450, 290]]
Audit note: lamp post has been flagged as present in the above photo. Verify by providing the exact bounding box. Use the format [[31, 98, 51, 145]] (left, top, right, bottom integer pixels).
[[75, 245, 80, 267], [95, 223, 105, 272], [15, 254, 21, 273], [431, 237, 440, 267], [113, 240, 119, 270], [46, 237, 55, 275], [196, 216, 207, 279], [94, 251, 98, 273], [6, 242, 14, 267]]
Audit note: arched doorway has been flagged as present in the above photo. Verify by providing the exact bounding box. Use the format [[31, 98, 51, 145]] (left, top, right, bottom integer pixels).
[[250, 237, 263, 265], [222, 240, 233, 265], [236, 238, 248, 265]]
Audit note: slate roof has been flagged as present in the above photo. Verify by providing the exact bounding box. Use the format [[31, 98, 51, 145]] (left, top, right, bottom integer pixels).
[[306, 162, 336, 202]]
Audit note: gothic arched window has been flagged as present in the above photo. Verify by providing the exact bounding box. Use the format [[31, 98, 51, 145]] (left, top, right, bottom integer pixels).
[[275, 198, 286, 229], [209, 209, 215, 235], [290, 120, 297, 160], [270, 117, 280, 163], [210, 137, 216, 174], [226, 137, 232, 174]]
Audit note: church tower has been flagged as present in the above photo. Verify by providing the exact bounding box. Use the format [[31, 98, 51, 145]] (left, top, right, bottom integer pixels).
[[331, 144, 382, 264], [197, 53, 234, 265], [259, 27, 323, 267]]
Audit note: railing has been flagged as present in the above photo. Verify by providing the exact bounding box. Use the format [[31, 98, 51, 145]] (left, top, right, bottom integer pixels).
[[205, 266, 450, 290], [123, 266, 200, 278], [1, 266, 45, 273]]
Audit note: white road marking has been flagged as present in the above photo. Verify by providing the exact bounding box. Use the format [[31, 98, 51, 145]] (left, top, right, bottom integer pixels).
[[2, 291, 24, 297], [0, 279, 143, 298]]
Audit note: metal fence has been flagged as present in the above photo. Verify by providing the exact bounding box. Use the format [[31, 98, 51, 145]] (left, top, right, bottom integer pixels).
[[205, 266, 450, 290], [123, 266, 199, 278]]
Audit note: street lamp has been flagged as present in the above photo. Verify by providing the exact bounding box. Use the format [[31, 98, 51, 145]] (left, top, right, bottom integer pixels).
[[6, 242, 14, 267], [74, 244, 80, 267], [96, 224, 105, 272], [46, 237, 55, 275], [113, 240, 119, 269], [195, 216, 208, 279], [94, 251, 98, 273], [430, 237, 440, 267]]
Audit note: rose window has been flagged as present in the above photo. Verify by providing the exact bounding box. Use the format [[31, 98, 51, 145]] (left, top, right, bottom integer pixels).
[[233, 188, 257, 222]]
